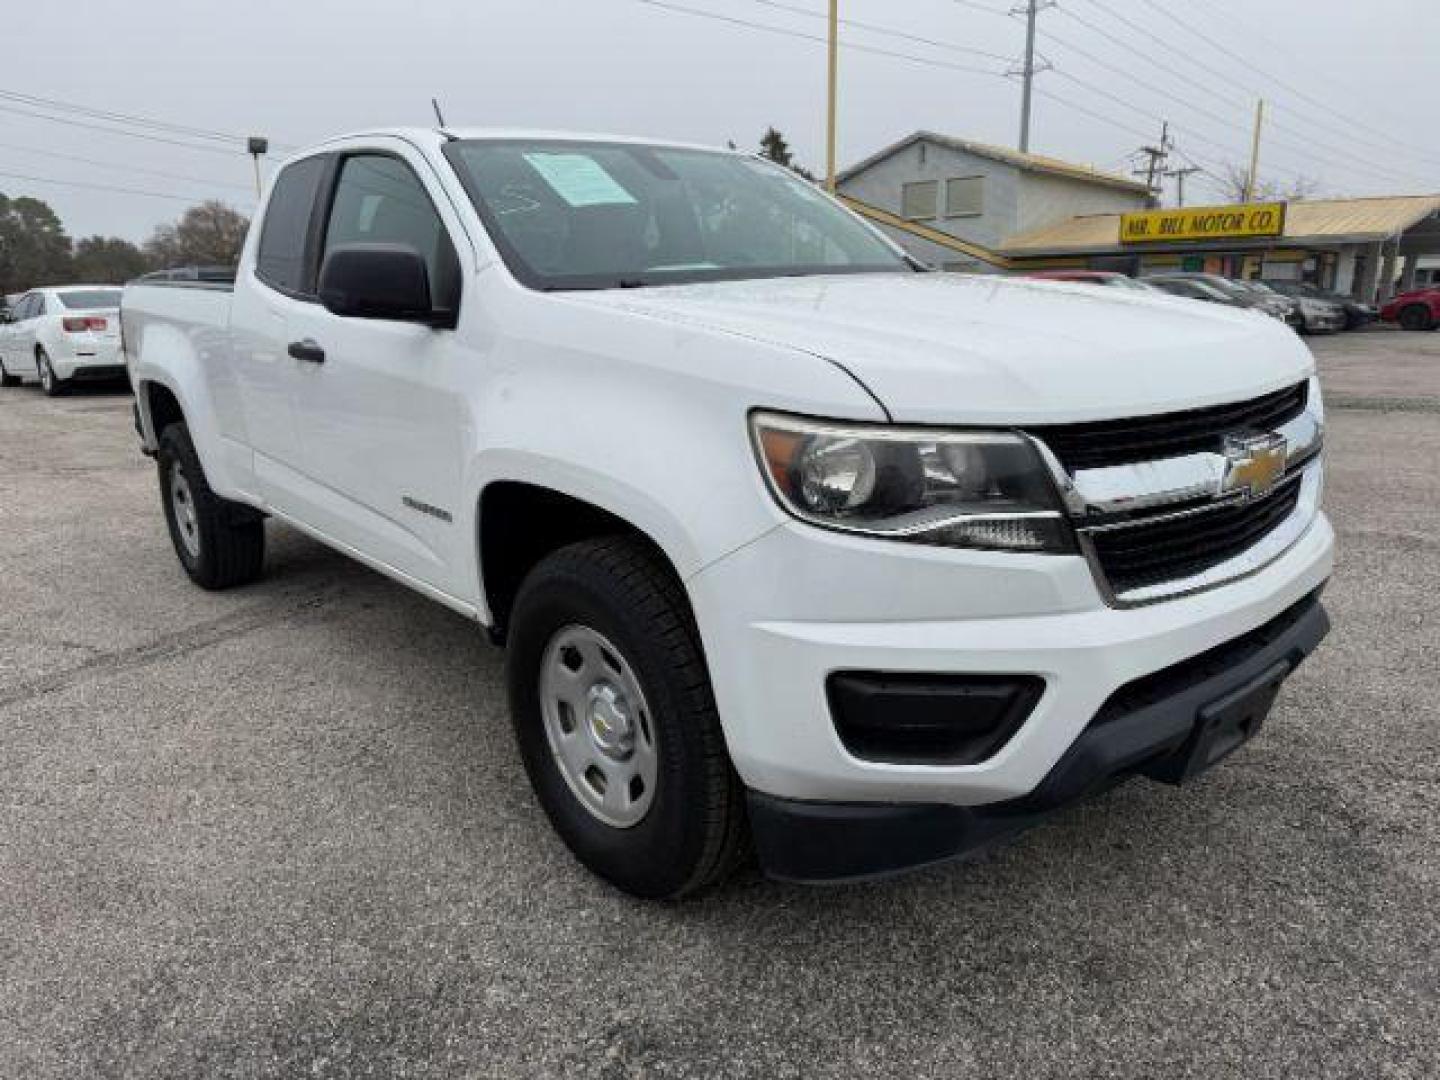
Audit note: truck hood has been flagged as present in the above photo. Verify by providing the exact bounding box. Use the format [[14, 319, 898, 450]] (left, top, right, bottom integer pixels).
[[570, 273, 1316, 425]]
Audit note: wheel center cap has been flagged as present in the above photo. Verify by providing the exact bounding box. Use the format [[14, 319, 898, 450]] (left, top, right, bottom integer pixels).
[[586, 683, 634, 757]]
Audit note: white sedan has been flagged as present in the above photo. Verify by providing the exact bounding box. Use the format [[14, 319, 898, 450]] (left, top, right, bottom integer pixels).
[[0, 285, 125, 395]]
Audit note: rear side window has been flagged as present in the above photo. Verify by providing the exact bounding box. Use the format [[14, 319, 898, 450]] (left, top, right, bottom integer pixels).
[[57, 289, 122, 310], [321, 154, 459, 305], [256, 156, 327, 294]]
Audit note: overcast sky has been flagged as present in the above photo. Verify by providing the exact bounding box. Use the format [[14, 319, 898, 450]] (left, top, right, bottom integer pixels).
[[2, 0, 1437, 244]]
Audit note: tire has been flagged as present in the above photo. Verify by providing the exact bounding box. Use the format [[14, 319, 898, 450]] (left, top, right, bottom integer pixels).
[[506, 536, 748, 899], [0, 359, 19, 388], [156, 422, 266, 589], [36, 349, 64, 396], [1397, 304, 1435, 331]]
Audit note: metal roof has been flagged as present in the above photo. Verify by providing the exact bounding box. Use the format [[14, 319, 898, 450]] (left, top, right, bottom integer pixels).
[[1001, 194, 1440, 255], [838, 131, 1153, 196]]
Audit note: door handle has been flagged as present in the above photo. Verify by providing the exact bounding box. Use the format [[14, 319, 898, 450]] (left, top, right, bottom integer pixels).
[[287, 339, 326, 364]]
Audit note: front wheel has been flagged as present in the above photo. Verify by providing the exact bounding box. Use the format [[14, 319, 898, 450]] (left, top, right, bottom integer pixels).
[[1398, 304, 1435, 331], [0, 359, 19, 388], [506, 536, 748, 899], [156, 422, 266, 589]]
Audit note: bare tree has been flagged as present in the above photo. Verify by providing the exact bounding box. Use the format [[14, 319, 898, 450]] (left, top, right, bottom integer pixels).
[[145, 201, 250, 269], [1217, 164, 1320, 204]]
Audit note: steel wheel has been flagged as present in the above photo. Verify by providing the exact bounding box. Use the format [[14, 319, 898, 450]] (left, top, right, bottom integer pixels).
[[38, 353, 54, 394], [538, 624, 659, 828], [168, 462, 202, 559]]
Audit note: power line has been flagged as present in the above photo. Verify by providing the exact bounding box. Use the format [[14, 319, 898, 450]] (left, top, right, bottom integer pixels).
[[1071, 0, 1440, 180], [0, 140, 255, 194], [745, 0, 1009, 63], [738, 0, 1425, 193], [948, 0, 1013, 18], [631, 0, 1007, 76], [1040, 20, 1430, 190], [0, 168, 252, 206], [0, 87, 298, 153], [0, 102, 258, 157], [1130, 0, 1440, 170], [621, 0, 1375, 198]]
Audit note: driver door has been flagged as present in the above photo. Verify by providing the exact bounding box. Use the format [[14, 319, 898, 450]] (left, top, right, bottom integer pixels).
[[281, 149, 471, 600]]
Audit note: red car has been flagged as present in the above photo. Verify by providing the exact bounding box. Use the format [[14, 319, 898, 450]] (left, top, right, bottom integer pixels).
[[1380, 285, 1440, 331], [1024, 270, 1155, 292]]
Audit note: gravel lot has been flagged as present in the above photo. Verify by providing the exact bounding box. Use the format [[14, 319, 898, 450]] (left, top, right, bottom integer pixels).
[[2, 329, 1437, 1079]]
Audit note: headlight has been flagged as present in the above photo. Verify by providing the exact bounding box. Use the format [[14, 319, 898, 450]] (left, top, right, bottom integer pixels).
[[750, 412, 1074, 552]]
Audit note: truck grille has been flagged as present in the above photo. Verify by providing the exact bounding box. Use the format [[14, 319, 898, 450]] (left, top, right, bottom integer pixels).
[[1028, 382, 1309, 471], [1087, 479, 1303, 595]]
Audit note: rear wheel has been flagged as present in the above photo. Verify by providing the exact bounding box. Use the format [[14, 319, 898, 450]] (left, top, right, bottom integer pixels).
[[1398, 304, 1435, 331], [506, 536, 748, 899], [36, 349, 64, 396], [157, 422, 266, 589], [0, 359, 19, 388]]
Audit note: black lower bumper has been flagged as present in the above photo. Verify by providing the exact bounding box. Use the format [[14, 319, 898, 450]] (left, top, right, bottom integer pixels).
[[748, 590, 1331, 884], [68, 364, 127, 382]]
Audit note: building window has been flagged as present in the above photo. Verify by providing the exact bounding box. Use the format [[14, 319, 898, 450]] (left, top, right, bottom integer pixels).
[[945, 176, 984, 218], [902, 180, 939, 221]]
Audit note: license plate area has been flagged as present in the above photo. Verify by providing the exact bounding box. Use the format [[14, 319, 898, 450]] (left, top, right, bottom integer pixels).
[[1144, 660, 1292, 785]]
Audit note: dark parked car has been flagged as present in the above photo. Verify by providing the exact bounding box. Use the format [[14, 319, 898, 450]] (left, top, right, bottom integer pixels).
[[1263, 280, 1376, 330], [1145, 272, 1298, 326], [1144, 275, 1251, 308], [1023, 270, 1158, 292]]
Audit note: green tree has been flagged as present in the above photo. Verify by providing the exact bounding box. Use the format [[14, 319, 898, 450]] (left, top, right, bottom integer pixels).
[[758, 127, 816, 181], [0, 193, 73, 295], [145, 200, 250, 269], [72, 235, 153, 284]]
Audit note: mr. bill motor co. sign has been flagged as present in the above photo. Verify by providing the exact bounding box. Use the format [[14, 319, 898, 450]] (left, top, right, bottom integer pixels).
[[1120, 202, 1287, 244]]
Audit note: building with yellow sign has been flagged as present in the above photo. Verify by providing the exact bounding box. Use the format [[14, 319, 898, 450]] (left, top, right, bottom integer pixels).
[[835, 131, 1440, 302], [1001, 195, 1440, 301]]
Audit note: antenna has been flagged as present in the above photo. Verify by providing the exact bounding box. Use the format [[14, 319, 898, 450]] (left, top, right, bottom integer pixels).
[[431, 97, 448, 127]]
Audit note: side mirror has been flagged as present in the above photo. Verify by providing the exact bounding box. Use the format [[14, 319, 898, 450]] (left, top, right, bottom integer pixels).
[[318, 243, 454, 327]]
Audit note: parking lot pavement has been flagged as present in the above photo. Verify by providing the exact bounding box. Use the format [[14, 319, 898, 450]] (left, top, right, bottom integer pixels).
[[1311, 324, 1440, 408], [1, 339, 1437, 1080]]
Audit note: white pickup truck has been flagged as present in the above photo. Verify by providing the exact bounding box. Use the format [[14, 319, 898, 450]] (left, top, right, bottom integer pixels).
[[122, 128, 1333, 897]]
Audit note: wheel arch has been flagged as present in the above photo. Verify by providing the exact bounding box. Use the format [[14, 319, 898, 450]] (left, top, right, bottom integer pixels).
[[476, 477, 699, 642]]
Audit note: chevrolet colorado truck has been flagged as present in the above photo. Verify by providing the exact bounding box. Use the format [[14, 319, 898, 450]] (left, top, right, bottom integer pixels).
[[122, 129, 1333, 898]]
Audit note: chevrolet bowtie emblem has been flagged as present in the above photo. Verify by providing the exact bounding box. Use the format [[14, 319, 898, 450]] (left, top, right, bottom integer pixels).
[[1220, 432, 1288, 499]]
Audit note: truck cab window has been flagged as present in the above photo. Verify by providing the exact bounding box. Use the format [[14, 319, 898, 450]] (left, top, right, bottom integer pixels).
[[256, 156, 328, 294], [322, 155, 460, 309]]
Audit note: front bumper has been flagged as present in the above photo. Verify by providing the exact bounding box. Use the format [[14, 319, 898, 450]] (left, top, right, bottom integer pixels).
[[749, 589, 1329, 882], [1302, 311, 1346, 334], [690, 505, 1333, 809]]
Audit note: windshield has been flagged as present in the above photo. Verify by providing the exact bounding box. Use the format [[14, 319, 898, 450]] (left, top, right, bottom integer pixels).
[[57, 289, 122, 310], [444, 139, 910, 290]]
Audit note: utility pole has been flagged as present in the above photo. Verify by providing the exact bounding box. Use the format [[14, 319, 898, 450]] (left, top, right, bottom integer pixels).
[[826, 0, 839, 192], [1165, 164, 1201, 207], [1133, 121, 1171, 197], [1015, 0, 1052, 152], [1244, 98, 1266, 202]]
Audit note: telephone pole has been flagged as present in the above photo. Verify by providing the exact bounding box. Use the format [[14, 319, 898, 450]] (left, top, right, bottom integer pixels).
[[1013, 0, 1053, 152], [1243, 98, 1266, 202], [1133, 121, 1171, 196], [1165, 164, 1202, 207], [826, 0, 839, 191]]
